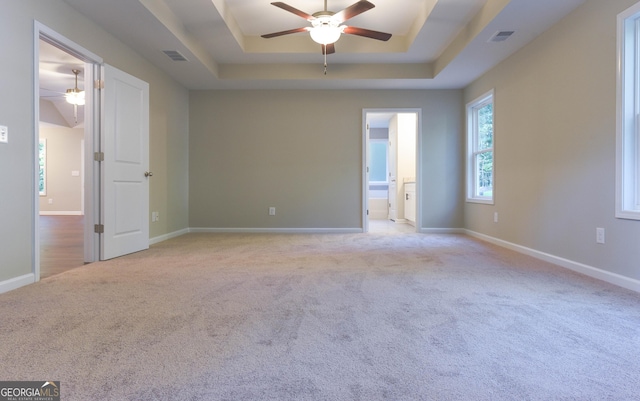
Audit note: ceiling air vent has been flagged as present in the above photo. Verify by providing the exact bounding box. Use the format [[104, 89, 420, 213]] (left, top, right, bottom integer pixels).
[[488, 31, 515, 43], [162, 50, 188, 62]]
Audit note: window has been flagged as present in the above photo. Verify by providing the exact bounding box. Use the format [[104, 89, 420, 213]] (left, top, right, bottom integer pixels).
[[39, 138, 46, 196], [617, 3, 640, 220], [466, 90, 494, 204], [369, 139, 388, 184]]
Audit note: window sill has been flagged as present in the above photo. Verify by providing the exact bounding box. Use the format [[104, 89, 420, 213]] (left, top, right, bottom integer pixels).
[[616, 210, 640, 221]]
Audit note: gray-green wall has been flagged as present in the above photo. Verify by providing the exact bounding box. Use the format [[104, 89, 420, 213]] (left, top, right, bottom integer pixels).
[[0, 1, 189, 283], [464, 0, 640, 281], [38, 125, 84, 213], [189, 90, 463, 230]]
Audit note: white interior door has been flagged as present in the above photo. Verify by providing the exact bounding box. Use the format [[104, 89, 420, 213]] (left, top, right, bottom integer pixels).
[[100, 64, 149, 260], [364, 122, 370, 232], [388, 120, 397, 221]]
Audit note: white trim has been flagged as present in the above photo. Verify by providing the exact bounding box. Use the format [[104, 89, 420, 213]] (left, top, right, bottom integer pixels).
[[616, 4, 640, 220], [363, 112, 370, 234], [0, 274, 35, 294], [36, 22, 102, 62], [149, 228, 190, 245], [39, 211, 83, 216], [465, 230, 640, 293], [189, 227, 363, 234]]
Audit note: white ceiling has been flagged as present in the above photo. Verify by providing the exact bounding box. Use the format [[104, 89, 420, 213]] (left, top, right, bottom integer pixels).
[[43, 0, 585, 92]]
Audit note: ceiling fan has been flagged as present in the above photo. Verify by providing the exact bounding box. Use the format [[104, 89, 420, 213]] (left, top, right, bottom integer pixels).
[[40, 69, 85, 124], [261, 0, 392, 60]]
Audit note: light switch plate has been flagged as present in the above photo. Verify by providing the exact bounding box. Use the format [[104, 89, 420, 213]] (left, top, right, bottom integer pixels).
[[0, 125, 7, 143]]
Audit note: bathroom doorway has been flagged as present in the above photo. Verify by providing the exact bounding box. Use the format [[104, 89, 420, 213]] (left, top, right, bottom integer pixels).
[[363, 109, 421, 233]]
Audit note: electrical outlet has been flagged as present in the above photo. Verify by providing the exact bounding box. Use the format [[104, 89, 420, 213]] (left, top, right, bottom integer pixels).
[[0, 125, 7, 143], [269, 207, 276, 216], [596, 228, 605, 244], [494, 212, 498, 223], [152, 211, 159, 222], [48, 199, 53, 205]]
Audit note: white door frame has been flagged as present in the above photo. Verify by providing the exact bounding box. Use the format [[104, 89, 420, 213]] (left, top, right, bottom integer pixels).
[[34, 22, 103, 280], [362, 108, 422, 233]]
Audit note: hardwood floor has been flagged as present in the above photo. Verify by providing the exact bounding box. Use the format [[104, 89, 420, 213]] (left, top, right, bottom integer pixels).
[[39, 215, 85, 279]]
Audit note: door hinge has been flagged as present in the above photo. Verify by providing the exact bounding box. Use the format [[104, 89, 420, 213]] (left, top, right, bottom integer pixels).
[[94, 79, 104, 89], [94, 224, 104, 234], [94, 152, 104, 162], [367, 210, 369, 215]]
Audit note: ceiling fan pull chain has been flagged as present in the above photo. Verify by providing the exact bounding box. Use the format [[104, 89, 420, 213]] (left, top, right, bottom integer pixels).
[[324, 47, 328, 75]]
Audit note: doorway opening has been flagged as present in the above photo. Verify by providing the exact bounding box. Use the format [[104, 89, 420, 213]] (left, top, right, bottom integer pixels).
[[35, 23, 102, 280], [38, 40, 86, 278], [34, 23, 151, 282], [363, 109, 421, 233]]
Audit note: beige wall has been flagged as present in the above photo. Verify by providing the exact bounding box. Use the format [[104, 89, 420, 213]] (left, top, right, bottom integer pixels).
[[0, 1, 189, 283], [38, 125, 84, 213], [464, 0, 640, 281], [189, 90, 463, 230]]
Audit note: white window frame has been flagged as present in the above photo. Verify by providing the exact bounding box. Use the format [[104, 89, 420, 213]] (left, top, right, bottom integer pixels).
[[617, 3, 640, 220], [466, 89, 495, 204]]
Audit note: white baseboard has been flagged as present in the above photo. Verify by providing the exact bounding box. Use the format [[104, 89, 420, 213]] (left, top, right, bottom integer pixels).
[[149, 228, 190, 245], [0, 273, 35, 294], [465, 230, 640, 293], [189, 227, 363, 234], [39, 211, 83, 216]]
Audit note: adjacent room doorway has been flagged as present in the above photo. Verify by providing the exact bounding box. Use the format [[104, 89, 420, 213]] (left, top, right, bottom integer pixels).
[[34, 23, 151, 281], [363, 109, 421, 233], [38, 39, 87, 278]]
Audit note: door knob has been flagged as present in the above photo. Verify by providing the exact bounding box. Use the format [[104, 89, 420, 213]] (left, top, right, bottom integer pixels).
[[144, 171, 153, 177]]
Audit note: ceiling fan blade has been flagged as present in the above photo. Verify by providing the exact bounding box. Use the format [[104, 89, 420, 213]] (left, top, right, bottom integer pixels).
[[271, 2, 315, 21], [343, 26, 391, 41], [333, 1, 375, 23], [261, 27, 309, 39], [322, 43, 336, 55]]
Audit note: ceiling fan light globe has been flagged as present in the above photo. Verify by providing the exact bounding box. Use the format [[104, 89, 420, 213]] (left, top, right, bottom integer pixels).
[[310, 25, 342, 45], [65, 89, 85, 106]]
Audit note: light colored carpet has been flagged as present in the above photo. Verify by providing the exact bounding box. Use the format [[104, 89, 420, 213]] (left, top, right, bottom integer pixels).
[[1, 231, 639, 400]]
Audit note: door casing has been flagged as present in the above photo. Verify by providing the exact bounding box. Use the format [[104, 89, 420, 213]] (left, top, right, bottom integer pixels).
[[35, 22, 103, 281]]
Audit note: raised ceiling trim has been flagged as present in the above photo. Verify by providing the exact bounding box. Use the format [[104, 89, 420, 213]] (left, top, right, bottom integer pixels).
[[219, 62, 434, 80]]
